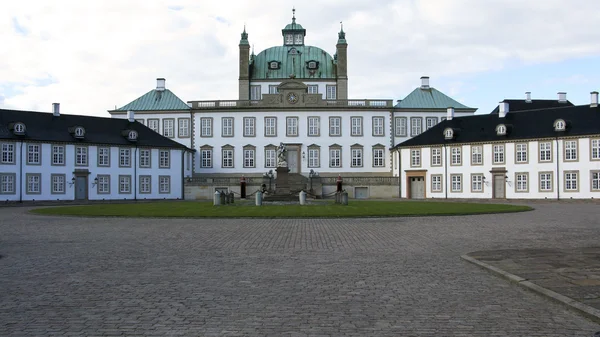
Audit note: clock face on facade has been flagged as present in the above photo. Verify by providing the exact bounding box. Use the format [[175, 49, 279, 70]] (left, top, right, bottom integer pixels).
[[287, 92, 299, 104]]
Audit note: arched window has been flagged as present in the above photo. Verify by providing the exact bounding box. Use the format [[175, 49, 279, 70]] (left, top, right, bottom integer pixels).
[[128, 130, 138, 141], [554, 119, 566, 131], [496, 124, 507, 136], [443, 128, 453, 140], [13, 123, 26, 135], [74, 127, 85, 138]]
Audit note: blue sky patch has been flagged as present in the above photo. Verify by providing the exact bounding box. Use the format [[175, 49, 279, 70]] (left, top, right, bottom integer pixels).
[[11, 17, 29, 36]]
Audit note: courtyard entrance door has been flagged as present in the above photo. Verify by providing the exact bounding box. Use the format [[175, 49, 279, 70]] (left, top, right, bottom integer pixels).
[[287, 150, 299, 173], [75, 176, 88, 200], [493, 175, 505, 199], [410, 177, 425, 199]]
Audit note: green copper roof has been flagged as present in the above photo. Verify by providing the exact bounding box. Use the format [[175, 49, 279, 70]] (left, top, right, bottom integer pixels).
[[250, 45, 336, 80], [395, 87, 474, 109], [283, 22, 305, 31], [116, 89, 189, 111]]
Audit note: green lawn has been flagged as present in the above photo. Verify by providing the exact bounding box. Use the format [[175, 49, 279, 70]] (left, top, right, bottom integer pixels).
[[31, 200, 531, 218]]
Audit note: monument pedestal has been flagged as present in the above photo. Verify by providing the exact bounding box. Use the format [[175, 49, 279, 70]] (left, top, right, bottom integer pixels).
[[275, 166, 291, 195]]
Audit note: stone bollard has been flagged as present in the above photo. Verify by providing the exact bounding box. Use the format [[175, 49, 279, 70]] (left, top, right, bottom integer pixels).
[[299, 190, 307, 205], [220, 191, 226, 205], [255, 190, 262, 206], [213, 191, 221, 206], [341, 191, 349, 205], [229, 192, 234, 204], [335, 191, 340, 204]]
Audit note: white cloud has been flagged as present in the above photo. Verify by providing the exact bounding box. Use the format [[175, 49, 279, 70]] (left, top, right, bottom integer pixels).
[[1, 0, 599, 115]]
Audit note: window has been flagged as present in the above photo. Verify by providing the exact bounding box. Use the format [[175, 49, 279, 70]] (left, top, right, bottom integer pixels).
[[410, 118, 422, 136], [493, 144, 505, 164], [119, 148, 131, 167], [431, 148, 442, 166], [27, 144, 40, 165], [243, 117, 256, 137], [307, 61, 317, 69], [539, 142, 552, 162], [75, 146, 88, 166], [269, 61, 279, 70], [471, 146, 483, 165], [410, 149, 421, 167], [128, 131, 138, 142], [163, 119, 174, 138], [139, 149, 151, 168], [564, 171, 578, 191], [159, 150, 170, 168], [1, 143, 15, 164], [444, 128, 454, 140], [13, 123, 25, 134], [139, 176, 151, 194], [496, 124, 507, 136], [250, 85, 261, 100], [351, 117, 362, 136], [98, 147, 110, 167], [451, 147, 461, 166], [222, 117, 234, 137], [268, 85, 279, 94], [52, 145, 65, 165], [554, 119, 566, 131], [201, 147, 212, 168], [264, 117, 277, 137], [516, 143, 528, 163], [307, 85, 318, 94], [373, 148, 384, 167], [564, 140, 577, 161], [308, 117, 320, 136], [295, 34, 303, 45], [326, 85, 337, 100], [119, 175, 131, 194], [539, 172, 553, 192], [591, 139, 600, 160], [351, 147, 363, 167], [159, 176, 170, 194], [591, 171, 600, 191], [178, 118, 190, 137], [426, 117, 438, 130], [74, 127, 85, 138], [265, 147, 277, 168], [222, 148, 234, 168], [329, 147, 341, 168], [516, 173, 528, 192], [372, 117, 384, 136], [395, 117, 407, 137], [147, 119, 159, 133], [200, 118, 212, 137], [451, 174, 462, 192], [431, 175, 443, 192], [243, 147, 255, 168], [471, 174, 483, 192], [26, 174, 41, 194], [329, 117, 341, 136], [286, 117, 298, 136], [97, 175, 110, 194], [308, 147, 320, 168], [51, 174, 65, 194], [285, 34, 293, 45]]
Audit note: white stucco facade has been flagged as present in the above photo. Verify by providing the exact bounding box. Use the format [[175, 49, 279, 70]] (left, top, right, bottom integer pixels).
[[111, 111, 193, 149]]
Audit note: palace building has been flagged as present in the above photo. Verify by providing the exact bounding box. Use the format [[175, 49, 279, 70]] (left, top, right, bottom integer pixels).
[[109, 11, 476, 199]]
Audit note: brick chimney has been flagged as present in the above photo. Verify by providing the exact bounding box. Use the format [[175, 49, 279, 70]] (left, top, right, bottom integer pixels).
[[52, 103, 60, 117], [499, 101, 509, 118], [156, 78, 166, 91], [557, 92, 567, 103], [591, 91, 599, 108], [525, 92, 532, 103], [420, 76, 430, 89], [446, 107, 454, 120]]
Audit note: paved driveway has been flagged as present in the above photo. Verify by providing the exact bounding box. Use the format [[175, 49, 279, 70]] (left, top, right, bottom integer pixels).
[[1, 203, 599, 336]]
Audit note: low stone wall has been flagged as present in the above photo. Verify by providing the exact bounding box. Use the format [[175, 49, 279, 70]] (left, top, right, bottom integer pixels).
[[184, 176, 400, 200]]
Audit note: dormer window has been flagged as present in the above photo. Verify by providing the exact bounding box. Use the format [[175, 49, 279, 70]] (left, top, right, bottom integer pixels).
[[12, 122, 26, 135], [306, 60, 319, 70], [268, 61, 280, 70], [496, 124, 507, 136], [128, 130, 138, 141], [443, 128, 454, 140], [294, 34, 303, 45], [554, 119, 566, 131], [74, 126, 85, 139]]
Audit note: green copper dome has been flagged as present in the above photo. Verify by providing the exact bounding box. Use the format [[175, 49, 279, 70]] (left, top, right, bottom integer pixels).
[[250, 45, 336, 80], [283, 22, 304, 30]]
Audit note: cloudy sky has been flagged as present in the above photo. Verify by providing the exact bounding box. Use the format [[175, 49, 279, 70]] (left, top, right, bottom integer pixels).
[[2, 0, 599, 116]]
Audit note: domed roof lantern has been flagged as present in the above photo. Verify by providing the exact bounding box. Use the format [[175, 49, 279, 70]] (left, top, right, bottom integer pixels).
[[240, 25, 249, 46], [282, 8, 306, 46]]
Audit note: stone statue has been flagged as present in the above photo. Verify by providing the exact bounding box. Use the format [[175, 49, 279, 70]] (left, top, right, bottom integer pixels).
[[277, 142, 287, 167]]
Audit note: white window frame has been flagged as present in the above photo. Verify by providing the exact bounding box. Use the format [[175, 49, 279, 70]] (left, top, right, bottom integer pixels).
[[591, 139, 600, 160], [75, 146, 88, 166], [515, 173, 529, 192], [451, 147, 461, 166], [51, 174, 65, 194], [98, 175, 110, 194], [26, 174, 41, 194], [243, 148, 255, 168], [119, 148, 131, 167], [159, 150, 170, 168], [308, 117, 320, 136], [243, 117, 256, 137], [139, 149, 151, 168], [250, 85, 261, 100], [329, 117, 341, 136], [201, 148, 212, 168], [52, 145, 65, 166], [373, 148, 384, 168], [350, 117, 362, 136], [326, 85, 337, 100], [516, 143, 528, 163], [27, 144, 40, 165], [264, 117, 277, 137], [539, 142, 552, 162], [372, 117, 384, 136], [139, 175, 151, 194], [410, 117, 422, 136], [564, 140, 577, 161], [222, 117, 234, 137], [539, 172, 553, 192], [119, 175, 131, 194], [265, 148, 277, 168], [330, 148, 341, 168], [431, 175, 442, 192], [591, 171, 600, 191], [200, 118, 212, 137], [471, 174, 483, 192], [493, 144, 505, 164], [2, 143, 15, 164], [268, 85, 279, 94], [159, 176, 170, 194], [308, 148, 320, 168], [395, 117, 407, 137], [451, 174, 462, 192], [98, 147, 110, 167], [431, 148, 442, 166], [178, 118, 190, 138], [471, 146, 483, 165], [286, 117, 298, 137], [163, 119, 174, 138], [222, 148, 234, 168], [410, 149, 421, 167], [307, 85, 318, 94], [351, 147, 363, 167], [426, 117, 438, 130], [147, 119, 159, 133], [564, 171, 578, 191]]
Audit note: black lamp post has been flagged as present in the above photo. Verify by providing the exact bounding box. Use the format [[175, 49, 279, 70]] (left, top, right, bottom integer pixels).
[[309, 169, 318, 192], [264, 170, 274, 192]]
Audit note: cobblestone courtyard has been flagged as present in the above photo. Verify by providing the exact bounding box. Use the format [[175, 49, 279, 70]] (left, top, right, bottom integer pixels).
[[1, 203, 600, 336]]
